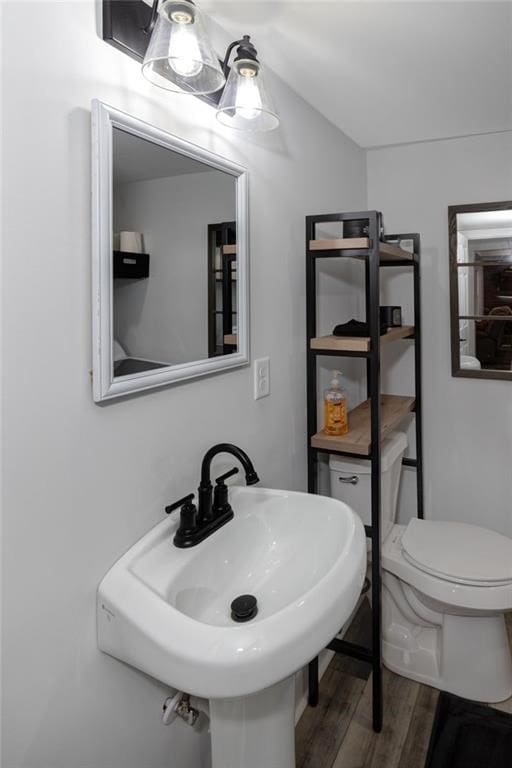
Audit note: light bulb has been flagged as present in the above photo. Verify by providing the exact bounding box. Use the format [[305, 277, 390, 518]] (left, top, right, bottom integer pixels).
[[234, 67, 262, 120], [168, 14, 203, 78]]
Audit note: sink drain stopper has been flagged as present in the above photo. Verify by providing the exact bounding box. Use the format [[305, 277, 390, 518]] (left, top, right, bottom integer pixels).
[[231, 594, 258, 622]]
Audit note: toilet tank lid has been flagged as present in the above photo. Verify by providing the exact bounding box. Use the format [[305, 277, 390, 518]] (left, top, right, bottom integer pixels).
[[402, 519, 512, 584], [329, 431, 408, 475]]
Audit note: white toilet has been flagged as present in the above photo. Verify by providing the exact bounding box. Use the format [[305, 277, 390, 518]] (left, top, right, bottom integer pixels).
[[329, 432, 512, 703]]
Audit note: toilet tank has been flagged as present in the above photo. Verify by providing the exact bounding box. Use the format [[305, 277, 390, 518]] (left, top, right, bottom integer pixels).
[[329, 431, 407, 542]]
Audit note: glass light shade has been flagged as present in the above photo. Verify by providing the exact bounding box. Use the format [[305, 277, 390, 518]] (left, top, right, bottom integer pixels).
[[142, 1, 225, 95], [216, 59, 279, 132]]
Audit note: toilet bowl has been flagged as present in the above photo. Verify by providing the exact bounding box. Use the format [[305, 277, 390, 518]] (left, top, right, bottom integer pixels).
[[329, 432, 512, 702], [382, 520, 512, 701]]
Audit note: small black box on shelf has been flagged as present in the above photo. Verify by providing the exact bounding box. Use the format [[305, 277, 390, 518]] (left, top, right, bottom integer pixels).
[[380, 306, 402, 327], [113, 251, 150, 279]]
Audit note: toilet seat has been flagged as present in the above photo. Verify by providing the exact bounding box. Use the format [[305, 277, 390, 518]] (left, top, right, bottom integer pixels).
[[402, 519, 512, 587], [382, 525, 512, 613]]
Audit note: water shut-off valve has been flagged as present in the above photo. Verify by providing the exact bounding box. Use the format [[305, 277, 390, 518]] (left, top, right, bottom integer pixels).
[[162, 692, 200, 727]]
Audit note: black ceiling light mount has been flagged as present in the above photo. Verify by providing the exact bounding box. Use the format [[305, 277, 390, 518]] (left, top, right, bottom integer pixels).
[[221, 35, 258, 74], [102, 0, 156, 61], [102, 0, 279, 131], [141, 0, 160, 37]]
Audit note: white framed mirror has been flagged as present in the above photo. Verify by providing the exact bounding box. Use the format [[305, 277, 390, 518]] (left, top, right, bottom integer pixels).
[[91, 100, 249, 402]]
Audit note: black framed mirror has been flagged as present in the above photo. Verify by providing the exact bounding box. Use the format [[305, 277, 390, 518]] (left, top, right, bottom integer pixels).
[[449, 201, 512, 380]]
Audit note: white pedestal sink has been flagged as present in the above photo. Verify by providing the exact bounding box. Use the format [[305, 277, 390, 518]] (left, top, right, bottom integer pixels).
[[97, 487, 366, 768]]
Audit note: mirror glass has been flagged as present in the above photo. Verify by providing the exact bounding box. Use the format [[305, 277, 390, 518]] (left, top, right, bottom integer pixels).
[[112, 128, 238, 376], [449, 201, 512, 379], [92, 101, 249, 401]]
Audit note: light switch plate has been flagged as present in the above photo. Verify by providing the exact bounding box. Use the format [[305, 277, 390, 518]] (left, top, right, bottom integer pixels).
[[254, 357, 270, 400]]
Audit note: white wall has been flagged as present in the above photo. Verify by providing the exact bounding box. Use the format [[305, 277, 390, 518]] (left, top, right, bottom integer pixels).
[[114, 170, 235, 364], [1, 2, 366, 767], [367, 131, 512, 536]]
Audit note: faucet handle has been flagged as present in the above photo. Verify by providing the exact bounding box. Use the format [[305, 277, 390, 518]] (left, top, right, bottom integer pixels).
[[213, 468, 238, 515], [166, 494, 198, 548], [215, 467, 239, 484], [165, 493, 195, 515]]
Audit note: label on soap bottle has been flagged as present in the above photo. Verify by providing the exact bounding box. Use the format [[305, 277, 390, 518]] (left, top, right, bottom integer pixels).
[[324, 399, 349, 436]]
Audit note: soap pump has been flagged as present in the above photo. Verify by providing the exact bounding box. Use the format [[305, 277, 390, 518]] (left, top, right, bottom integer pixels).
[[323, 371, 348, 436]]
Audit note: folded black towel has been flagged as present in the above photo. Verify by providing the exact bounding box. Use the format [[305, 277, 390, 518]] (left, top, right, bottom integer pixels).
[[333, 319, 388, 337]]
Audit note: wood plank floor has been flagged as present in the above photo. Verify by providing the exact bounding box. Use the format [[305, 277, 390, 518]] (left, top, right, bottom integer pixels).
[[296, 602, 512, 768]]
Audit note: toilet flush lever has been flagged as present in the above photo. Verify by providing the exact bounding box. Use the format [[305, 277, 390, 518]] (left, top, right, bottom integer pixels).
[[338, 475, 359, 485]]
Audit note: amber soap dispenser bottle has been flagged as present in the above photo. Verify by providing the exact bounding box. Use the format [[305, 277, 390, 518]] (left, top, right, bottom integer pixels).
[[323, 371, 349, 436]]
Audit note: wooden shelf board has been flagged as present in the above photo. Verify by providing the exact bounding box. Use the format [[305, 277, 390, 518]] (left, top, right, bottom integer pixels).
[[309, 237, 368, 251], [310, 325, 414, 352], [311, 394, 415, 456], [308, 238, 413, 262], [379, 241, 414, 262], [311, 335, 369, 352]]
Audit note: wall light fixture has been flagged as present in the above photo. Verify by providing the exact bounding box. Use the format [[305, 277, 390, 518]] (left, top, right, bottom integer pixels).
[[102, 0, 280, 131], [216, 35, 279, 132]]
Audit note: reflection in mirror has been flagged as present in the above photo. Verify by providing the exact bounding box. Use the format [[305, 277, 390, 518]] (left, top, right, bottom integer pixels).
[[112, 128, 237, 377], [449, 202, 512, 379], [92, 100, 249, 402], [207, 222, 237, 357]]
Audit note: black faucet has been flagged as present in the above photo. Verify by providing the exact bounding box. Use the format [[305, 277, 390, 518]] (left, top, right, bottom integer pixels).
[[165, 443, 259, 548]]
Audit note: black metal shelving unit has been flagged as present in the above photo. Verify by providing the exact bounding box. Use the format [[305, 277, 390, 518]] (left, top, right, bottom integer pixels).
[[305, 210, 423, 733]]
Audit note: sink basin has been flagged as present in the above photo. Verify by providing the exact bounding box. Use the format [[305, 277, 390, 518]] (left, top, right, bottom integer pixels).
[[97, 486, 366, 699]]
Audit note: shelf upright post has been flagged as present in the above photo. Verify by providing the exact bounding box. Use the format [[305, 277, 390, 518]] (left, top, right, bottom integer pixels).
[[382, 231, 423, 520], [306, 215, 319, 707], [367, 211, 383, 733], [364, 256, 373, 399], [412, 234, 424, 519], [306, 216, 318, 496]]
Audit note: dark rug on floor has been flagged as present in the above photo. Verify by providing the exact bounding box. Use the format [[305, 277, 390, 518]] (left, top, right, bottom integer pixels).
[[425, 691, 512, 768]]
